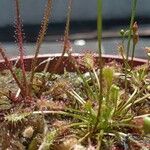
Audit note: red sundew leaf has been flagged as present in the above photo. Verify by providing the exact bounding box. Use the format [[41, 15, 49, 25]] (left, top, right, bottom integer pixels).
[[14, 0, 27, 95]]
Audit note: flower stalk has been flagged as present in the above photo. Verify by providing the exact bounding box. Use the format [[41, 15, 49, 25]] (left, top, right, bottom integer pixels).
[[125, 0, 137, 93], [93, 0, 103, 138], [14, 0, 28, 96], [30, 0, 52, 87]]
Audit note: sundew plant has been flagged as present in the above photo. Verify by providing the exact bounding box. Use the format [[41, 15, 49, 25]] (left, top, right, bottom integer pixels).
[[0, 0, 150, 149]]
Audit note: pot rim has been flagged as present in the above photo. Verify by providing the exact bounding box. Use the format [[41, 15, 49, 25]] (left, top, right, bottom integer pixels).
[[0, 53, 148, 63]]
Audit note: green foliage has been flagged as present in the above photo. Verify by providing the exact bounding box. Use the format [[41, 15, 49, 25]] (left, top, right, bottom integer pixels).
[[0, 0, 149, 149], [39, 130, 58, 150], [5, 112, 31, 123], [130, 65, 148, 86], [28, 134, 42, 150], [103, 67, 114, 89], [63, 58, 149, 148], [144, 117, 150, 134]]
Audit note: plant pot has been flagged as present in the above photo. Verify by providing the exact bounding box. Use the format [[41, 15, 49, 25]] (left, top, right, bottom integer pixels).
[[0, 53, 147, 72]]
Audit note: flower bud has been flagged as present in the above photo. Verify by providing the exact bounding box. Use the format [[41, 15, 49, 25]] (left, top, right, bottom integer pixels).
[[120, 29, 125, 36], [132, 22, 139, 45], [132, 22, 138, 33]]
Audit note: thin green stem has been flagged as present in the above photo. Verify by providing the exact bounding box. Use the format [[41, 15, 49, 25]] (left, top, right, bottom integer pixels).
[[117, 87, 138, 113], [131, 43, 136, 67], [126, 0, 137, 59], [96, 129, 104, 150], [93, 68, 100, 90], [68, 53, 97, 100], [125, 0, 137, 94], [93, 0, 103, 133]]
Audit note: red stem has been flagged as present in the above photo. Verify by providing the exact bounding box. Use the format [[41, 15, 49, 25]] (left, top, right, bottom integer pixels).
[[15, 0, 28, 96], [53, 0, 72, 73], [30, 0, 52, 86]]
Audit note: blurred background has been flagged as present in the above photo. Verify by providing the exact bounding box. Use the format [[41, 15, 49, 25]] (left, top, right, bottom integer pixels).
[[0, 0, 150, 58]]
